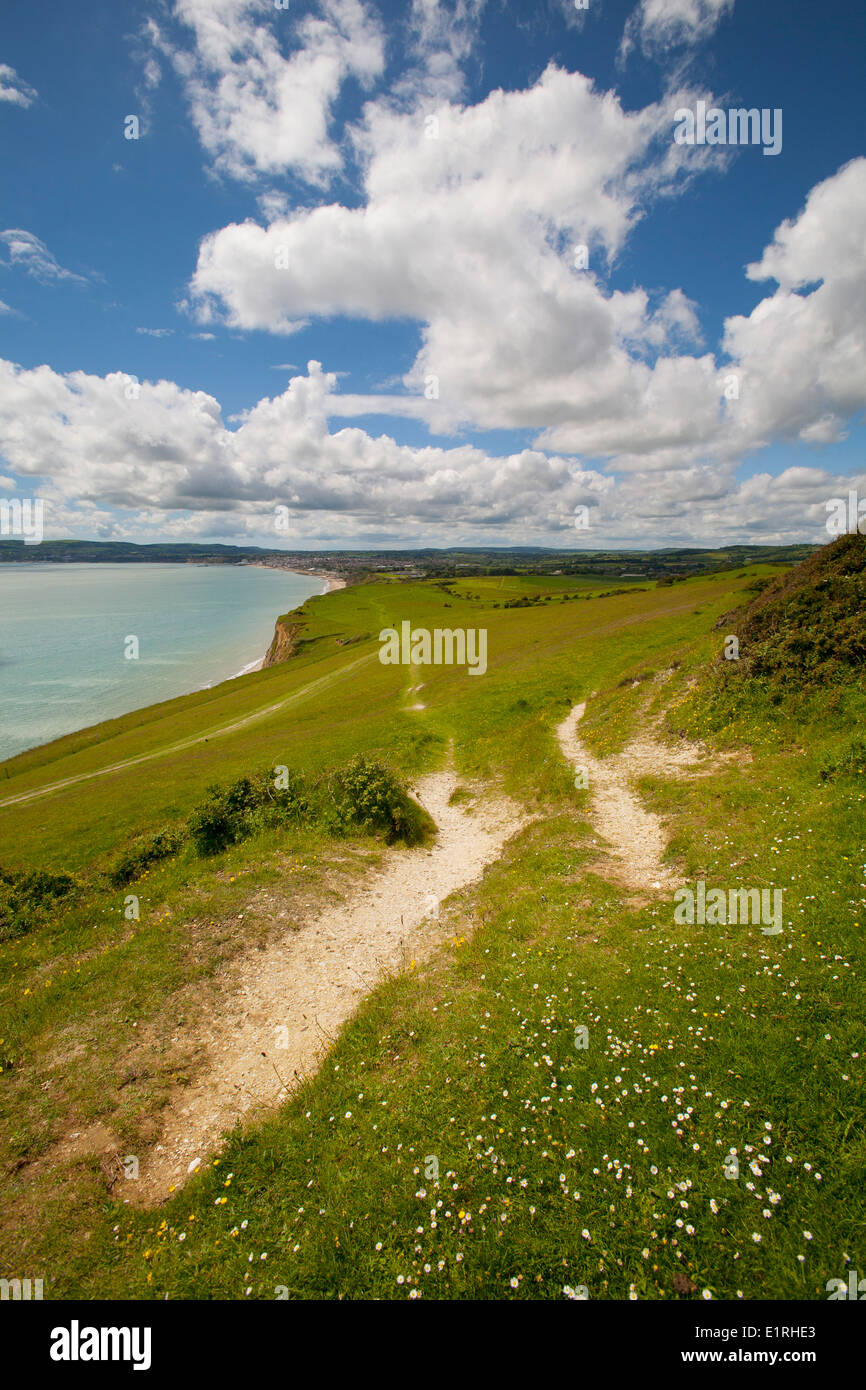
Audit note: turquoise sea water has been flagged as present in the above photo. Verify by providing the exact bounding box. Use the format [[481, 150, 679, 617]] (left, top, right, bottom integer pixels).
[[0, 564, 323, 761]]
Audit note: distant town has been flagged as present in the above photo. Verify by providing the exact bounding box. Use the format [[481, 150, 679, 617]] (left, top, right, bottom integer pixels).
[[0, 538, 816, 582]]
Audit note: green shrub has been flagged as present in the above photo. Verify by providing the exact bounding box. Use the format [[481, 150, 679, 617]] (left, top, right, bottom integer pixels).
[[328, 755, 434, 846], [187, 769, 313, 855], [819, 738, 866, 783], [107, 758, 429, 866], [187, 786, 247, 856], [0, 865, 78, 941], [108, 825, 184, 886], [247, 768, 311, 830]]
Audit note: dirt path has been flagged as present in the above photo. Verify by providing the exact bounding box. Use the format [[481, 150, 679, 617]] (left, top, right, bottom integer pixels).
[[0, 594, 707, 811], [555, 698, 711, 890], [0, 652, 377, 809], [131, 770, 528, 1203]]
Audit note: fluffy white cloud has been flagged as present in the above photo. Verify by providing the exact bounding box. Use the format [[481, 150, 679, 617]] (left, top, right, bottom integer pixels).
[[719, 158, 866, 453], [3, 7, 861, 552], [0, 229, 87, 285], [0, 355, 861, 549], [186, 59, 866, 478], [541, 161, 866, 465], [0, 63, 37, 107], [187, 62, 723, 450], [158, 0, 385, 183], [620, 0, 735, 60], [0, 357, 608, 535], [189, 64, 695, 323]]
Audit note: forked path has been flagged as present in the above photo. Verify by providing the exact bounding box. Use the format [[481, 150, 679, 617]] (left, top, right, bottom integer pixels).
[[134, 771, 529, 1203], [556, 700, 711, 891]]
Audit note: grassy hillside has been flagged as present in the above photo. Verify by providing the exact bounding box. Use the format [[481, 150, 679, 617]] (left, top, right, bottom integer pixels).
[[0, 556, 862, 1300], [716, 531, 866, 689]]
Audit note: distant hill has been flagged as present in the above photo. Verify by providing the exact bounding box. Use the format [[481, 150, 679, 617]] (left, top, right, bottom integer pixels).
[[0, 539, 269, 564], [0, 537, 817, 581]]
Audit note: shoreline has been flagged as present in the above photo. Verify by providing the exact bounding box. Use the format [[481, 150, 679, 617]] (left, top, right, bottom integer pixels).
[[239, 561, 346, 594], [226, 569, 346, 680], [0, 564, 346, 763]]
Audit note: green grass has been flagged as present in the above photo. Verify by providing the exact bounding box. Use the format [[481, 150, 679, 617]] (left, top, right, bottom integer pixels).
[[0, 569, 744, 869], [1, 562, 862, 1300]]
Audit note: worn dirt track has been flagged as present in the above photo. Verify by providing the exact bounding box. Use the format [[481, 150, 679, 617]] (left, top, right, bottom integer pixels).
[[0, 653, 377, 809], [130, 770, 529, 1202], [47, 678, 722, 1205], [555, 697, 711, 890]]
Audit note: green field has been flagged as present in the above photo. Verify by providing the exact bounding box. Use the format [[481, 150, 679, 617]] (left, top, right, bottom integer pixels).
[[1, 554, 863, 1301]]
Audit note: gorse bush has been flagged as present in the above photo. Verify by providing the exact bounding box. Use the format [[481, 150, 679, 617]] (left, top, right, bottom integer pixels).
[[14, 758, 431, 935], [186, 789, 245, 857], [327, 754, 434, 845], [717, 532, 866, 691], [250, 768, 311, 827], [187, 770, 312, 855], [0, 865, 78, 942], [674, 537, 866, 746], [126, 757, 430, 865], [108, 826, 183, 886]]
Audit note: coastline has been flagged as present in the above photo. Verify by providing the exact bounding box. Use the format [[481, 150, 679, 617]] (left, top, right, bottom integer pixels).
[[227, 570, 346, 680], [0, 561, 344, 762], [242, 561, 347, 592]]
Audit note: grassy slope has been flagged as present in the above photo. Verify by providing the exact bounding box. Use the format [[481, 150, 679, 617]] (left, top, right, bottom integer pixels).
[[1, 562, 863, 1300]]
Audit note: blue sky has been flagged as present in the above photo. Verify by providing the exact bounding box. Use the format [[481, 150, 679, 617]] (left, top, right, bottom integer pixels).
[[0, 0, 864, 549]]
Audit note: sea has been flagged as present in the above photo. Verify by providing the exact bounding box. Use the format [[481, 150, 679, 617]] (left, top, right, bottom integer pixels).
[[0, 563, 323, 762]]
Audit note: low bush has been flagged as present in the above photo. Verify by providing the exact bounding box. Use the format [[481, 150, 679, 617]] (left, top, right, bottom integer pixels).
[[0, 865, 78, 941], [186, 779, 255, 856], [819, 738, 866, 783], [108, 826, 184, 886], [327, 755, 434, 845]]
